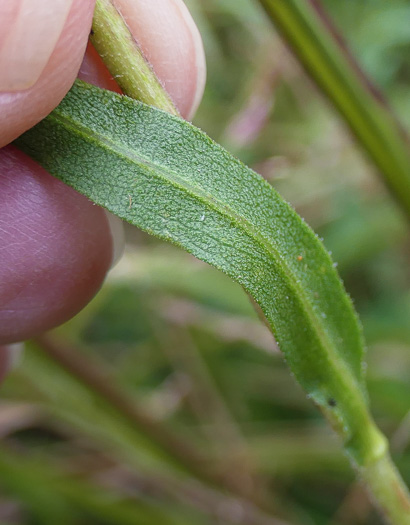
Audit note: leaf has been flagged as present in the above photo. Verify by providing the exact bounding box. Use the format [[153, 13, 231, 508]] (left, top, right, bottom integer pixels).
[[15, 80, 385, 464]]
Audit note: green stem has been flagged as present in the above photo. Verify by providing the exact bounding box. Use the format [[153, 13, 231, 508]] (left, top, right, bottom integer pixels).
[[359, 452, 410, 525], [91, 0, 179, 115], [258, 0, 410, 219]]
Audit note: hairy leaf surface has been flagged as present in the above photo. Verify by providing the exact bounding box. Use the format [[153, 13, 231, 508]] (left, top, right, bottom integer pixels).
[[16, 81, 378, 460]]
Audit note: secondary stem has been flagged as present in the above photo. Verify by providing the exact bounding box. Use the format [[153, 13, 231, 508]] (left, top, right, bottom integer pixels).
[[258, 0, 410, 219], [91, 0, 179, 115]]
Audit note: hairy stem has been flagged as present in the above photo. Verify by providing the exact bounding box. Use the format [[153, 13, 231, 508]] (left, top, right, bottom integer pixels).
[[91, 0, 179, 114]]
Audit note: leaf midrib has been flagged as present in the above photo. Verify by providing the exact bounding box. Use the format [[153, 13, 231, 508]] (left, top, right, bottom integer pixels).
[[48, 107, 364, 399]]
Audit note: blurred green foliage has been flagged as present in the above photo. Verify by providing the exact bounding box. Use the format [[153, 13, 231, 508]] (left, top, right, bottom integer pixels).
[[1, 1, 409, 524]]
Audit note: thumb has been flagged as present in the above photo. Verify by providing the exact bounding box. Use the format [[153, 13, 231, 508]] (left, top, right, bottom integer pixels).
[[0, 0, 95, 147]]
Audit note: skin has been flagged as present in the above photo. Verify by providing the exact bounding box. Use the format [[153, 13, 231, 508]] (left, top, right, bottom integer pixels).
[[0, 0, 206, 370]]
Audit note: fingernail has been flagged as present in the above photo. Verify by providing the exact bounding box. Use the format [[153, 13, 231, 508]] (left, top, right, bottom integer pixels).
[[0, 0, 74, 92], [104, 210, 125, 269]]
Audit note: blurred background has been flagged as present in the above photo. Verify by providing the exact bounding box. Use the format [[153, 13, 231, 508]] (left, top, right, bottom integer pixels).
[[1, 0, 409, 523]]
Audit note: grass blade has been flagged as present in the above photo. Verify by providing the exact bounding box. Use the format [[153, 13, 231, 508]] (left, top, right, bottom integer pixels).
[[258, 0, 410, 218]]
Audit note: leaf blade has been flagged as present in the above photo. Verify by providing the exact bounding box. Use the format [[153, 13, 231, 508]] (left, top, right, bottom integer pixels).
[[15, 80, 384, 463]]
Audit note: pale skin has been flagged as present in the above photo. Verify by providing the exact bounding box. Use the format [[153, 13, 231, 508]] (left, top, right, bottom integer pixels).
[[0, 0, 206, 376]]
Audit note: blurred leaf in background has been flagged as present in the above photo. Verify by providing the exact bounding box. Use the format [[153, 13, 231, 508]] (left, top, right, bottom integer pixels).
[[1, 1, 409, 524]]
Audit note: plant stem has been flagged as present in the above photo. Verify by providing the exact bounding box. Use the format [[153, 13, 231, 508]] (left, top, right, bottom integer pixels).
[[359, 451, 410, 524], [258, 0, 410, 219], [91, 0, 179, 115]]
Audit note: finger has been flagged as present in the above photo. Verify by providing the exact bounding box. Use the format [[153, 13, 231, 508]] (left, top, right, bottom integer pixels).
[[0, 146, 115, 345], [78, 0, 206, 119], [0, 0, 96, 147]]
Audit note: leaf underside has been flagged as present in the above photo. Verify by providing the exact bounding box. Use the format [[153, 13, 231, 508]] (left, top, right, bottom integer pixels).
[[16, 80, 371, 456]]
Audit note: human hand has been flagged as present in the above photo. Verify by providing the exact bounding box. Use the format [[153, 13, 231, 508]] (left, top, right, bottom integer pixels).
[[0, 0, 206, 373]]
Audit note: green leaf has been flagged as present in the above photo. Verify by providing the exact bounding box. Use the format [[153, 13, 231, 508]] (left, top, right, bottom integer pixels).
[[15, 80, 385, 464]]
